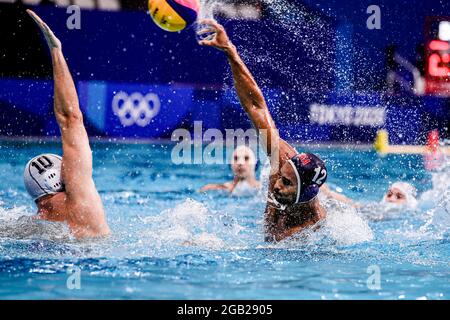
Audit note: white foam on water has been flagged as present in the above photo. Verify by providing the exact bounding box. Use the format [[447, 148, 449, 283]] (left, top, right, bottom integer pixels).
[[420, 189, 450, 238], [0, 205, 72, 241], [419, 159, 450, 211], [198, 0, 218, 20], [405, 157, 450, 240], [138, 198, 245, 251], [319, 198, 374, 246], [359, 202, 421, 222]]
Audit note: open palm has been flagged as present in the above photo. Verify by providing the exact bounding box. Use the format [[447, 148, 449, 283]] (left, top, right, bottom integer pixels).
[[27, 10, 62, 50], [197, 19, 232, 52]]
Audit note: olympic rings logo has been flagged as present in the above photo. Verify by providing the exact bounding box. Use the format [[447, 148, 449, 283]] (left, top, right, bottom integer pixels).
[[112, 92, 161, 127]]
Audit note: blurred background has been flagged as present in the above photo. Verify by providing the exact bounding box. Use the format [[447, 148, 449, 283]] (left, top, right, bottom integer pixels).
[[0, 0, 449, 144]]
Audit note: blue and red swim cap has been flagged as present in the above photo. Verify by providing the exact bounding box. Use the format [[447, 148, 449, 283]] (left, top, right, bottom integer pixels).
[[286, 153, 327, 204]]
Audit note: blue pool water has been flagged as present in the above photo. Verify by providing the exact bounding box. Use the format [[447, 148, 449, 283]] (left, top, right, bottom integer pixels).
[[0, 141, 449, 300]]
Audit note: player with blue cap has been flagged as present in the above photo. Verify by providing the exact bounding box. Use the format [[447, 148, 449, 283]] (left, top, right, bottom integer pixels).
[[198, 20, 328, 242], [286, 153, 327, 204]]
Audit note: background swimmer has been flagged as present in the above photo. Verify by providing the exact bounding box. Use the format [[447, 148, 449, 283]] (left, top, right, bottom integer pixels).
[[382, 181, 418, 209], [356, 181, 420, 221], [323, 181, 418, 211], [200, 146, 261, 195], [322, 180, 420, 222], [23, 10, 109, 239]]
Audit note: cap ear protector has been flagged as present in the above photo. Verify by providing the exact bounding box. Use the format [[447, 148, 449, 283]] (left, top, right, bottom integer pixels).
[[24, 154, 65, 202], [287, 153, 327, 204]]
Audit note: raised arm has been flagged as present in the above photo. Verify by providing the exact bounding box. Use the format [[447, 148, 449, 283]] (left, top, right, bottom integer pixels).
[[198, 20, 297, 168], [28, 10, 94, 201]]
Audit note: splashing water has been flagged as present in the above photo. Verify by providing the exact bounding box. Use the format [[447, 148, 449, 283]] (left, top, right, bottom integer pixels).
[[320, 198, 374, 246], [420, 188, 450, 239], [420, 157, 450, 211], [0, 142, 449, 299], [198, 0, 218, 20], [0, 205, 72, 242], [197, 0, 336, 95], [138, 198, 245, 251]]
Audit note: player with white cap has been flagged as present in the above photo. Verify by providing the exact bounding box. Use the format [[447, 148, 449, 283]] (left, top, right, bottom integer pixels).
[[200, 145, 261, 195], [382, 181, 418, 209], [23, 10, 109, 239]]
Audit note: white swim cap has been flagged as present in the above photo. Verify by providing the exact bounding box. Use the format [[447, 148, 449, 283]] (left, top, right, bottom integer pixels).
[[382, 181, 418, 209], [23, 154, 65, 201], [391, 182, 417, 198]]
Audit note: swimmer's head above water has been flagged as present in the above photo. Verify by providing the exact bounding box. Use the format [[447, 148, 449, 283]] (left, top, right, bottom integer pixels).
[[273, 153, 327, 206], [382, 181, 417, 208], [199, 145, 260, 193], [23, 154, 65, 203], [231, 146, 257, 180]]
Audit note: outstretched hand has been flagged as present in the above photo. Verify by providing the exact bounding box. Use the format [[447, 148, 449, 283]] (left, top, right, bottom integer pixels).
[[27, 9, 62, 50], [197, 19, 233, 52]]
